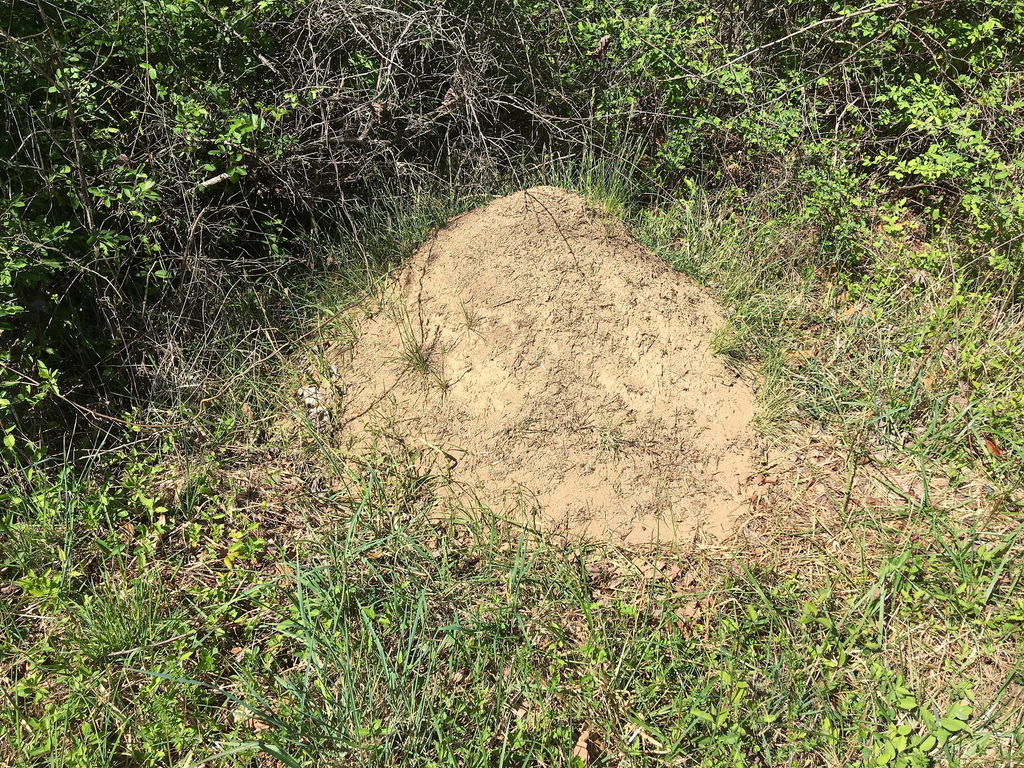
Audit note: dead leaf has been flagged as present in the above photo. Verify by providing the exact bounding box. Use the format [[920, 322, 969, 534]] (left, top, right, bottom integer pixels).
[[590, 35, 612, 60], [573, 728, 592, 764], [247, 718, 272, 733], [983, 437, 1005, 458], [786, 348, 817, 365], [676, 602, 700, 620], [840, 302, 865, 319]]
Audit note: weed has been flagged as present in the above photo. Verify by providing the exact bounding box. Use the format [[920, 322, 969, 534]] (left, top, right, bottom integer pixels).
[[386, 296, 451, 392], [710, 322, 746, 363], [459, 300, 482, 334], [594, 418, 634, 457]]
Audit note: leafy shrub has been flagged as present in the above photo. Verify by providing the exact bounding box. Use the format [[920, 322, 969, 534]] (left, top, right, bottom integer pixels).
[[0, 0, 573, 439], [4, 0, 1024, 458], [563, 0, 1024, 279]]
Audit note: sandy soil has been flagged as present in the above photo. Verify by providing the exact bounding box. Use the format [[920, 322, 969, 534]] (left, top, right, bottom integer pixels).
[[326, 186, 760, 544]]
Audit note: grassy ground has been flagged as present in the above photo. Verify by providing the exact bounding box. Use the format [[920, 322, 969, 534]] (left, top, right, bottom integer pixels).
[[2, 165, 1022, 767]]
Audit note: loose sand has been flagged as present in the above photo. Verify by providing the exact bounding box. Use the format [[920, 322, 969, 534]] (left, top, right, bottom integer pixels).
[[327, 186, 760, 544]]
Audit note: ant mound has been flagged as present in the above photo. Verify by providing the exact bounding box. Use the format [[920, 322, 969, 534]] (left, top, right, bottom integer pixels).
[[331, 186, 759, 544]]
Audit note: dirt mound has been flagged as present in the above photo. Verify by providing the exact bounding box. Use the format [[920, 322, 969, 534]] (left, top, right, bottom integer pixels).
[[329, 186, 759, 544]]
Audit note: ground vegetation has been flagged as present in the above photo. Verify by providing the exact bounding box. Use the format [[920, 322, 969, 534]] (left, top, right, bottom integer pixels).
[[2, 1, 1022, 765]]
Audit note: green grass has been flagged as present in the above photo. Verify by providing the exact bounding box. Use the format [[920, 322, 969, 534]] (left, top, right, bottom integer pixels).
[[2, 168, 1023, 767], [2, 440, 1020, 767], [635, 188, 1024, 488]]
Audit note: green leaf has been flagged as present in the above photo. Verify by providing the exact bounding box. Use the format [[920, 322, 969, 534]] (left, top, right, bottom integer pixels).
[[877, 741, 896, 764], [938, 718, 969, 732], [946, 702, 973, 720]]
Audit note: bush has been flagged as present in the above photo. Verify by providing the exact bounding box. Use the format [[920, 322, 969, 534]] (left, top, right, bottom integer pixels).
[[3, 0, 1023, 454], [563, 0, 1024, 278], [0, 0, 577, 440]]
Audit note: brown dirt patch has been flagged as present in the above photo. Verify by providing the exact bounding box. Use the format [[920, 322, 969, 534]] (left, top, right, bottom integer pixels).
[[326, 186, 761, 544]]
